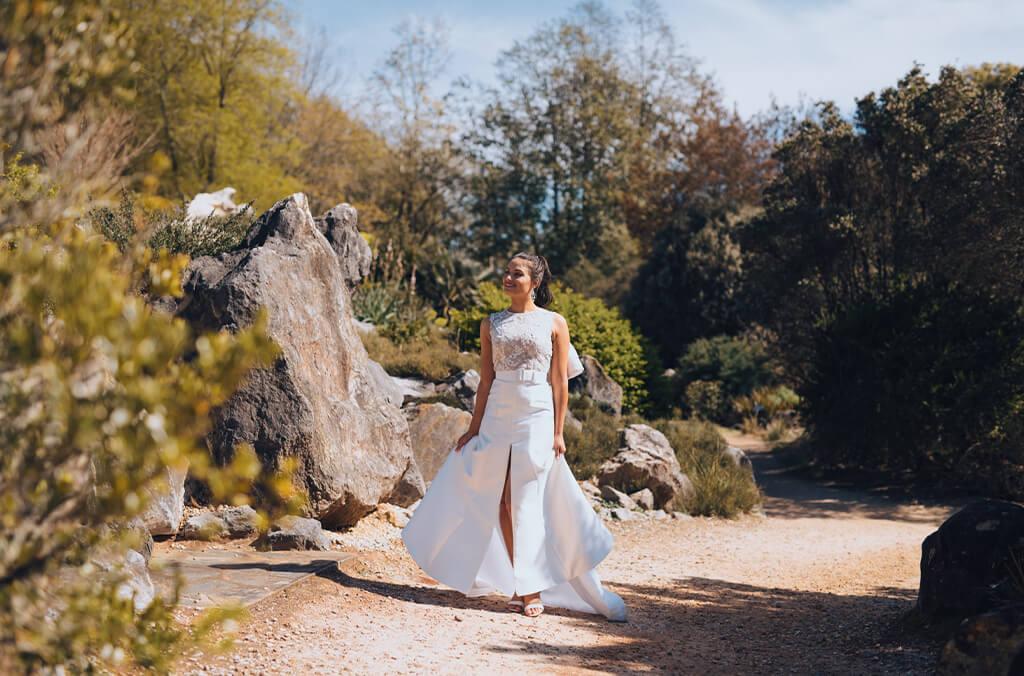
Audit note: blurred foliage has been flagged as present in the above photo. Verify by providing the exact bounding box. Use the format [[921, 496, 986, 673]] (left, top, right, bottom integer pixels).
[[449, 281, 651, 412], [654, 418, 761, 517], [0, 215, 293, 671], [740, 65, 1024, 480], [0, 4, 301, 669]]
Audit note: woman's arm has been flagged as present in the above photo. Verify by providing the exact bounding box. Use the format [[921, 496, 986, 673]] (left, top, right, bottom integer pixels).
[[456, 317, 496, 451], [550, 314, 570, 455]]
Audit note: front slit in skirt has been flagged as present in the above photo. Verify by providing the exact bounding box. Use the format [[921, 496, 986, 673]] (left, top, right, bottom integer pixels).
[[401, 368, 627, 621]]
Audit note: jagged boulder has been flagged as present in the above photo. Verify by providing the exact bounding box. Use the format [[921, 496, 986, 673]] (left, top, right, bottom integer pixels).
[[139, 463, 187, 536], [177, 193, 413, 528], [254, 515, 331, 551], [405, 402, 472, 484], [569, 354, 623, 416], [313, 203, 371, 291], [938, 603, 1024, 675], [918, 500, 1024, 618], [387, 459, 426, 507], [437, 369, 480, 412], [597, 424, 695, 511]]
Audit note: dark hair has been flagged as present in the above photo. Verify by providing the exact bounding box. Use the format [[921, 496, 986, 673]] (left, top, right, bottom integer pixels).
[[510, 252, 553, 307]]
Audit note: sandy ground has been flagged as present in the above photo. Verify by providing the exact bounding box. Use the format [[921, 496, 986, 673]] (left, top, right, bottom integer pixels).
[[173, 431, 954, 675]]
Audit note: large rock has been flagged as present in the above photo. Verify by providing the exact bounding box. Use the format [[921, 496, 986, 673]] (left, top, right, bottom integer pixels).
[[405, 402, 472, 484], [177, 193, 413, 528], [387, 459, 426, 507], [438, 369, 480, 412], [365, 359, 405, 408], [569, 354, 623, 416], [918, 500, 1024, 618], [139, 463, 187, 536], [313, 203, 372, 291], [938, 603, 1024, 675], [254, 515, 331, 551], [597, 424, 695, 511]]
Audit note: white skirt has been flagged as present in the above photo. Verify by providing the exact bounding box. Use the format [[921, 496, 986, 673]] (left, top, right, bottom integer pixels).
[[401, 368, 627, 622]]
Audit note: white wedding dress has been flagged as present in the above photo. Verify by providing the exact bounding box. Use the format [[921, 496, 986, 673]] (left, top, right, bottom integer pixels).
[[401, 306, 627, 621]]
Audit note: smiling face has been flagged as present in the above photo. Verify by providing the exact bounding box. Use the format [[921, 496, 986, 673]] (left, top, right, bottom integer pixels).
[[502, 257, 537, 301]]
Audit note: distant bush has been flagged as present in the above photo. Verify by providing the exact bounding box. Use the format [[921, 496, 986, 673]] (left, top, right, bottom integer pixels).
[[685, 380, 728, 422], [360, 326, 477, 382], [450, 281, 651, 412], [734, 385, 801, 437], [677, 334, 774, 399], [655, 418, 762, 517]]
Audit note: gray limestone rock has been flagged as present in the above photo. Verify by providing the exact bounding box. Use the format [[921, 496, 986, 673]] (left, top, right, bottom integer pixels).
[[404, 402, 472, 484], [177, 194, 414, 528], [254, 515, 331, 551], [597, 424, 695, 511], [139, 463, 187, 536], [313, 203, 371, 291], [569, 354, 623, 416]]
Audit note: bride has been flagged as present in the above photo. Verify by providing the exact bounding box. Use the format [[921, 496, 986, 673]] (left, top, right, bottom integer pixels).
[[401, 252, 627, 621]]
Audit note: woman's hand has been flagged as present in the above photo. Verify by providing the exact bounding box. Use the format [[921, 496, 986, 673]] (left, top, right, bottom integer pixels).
[[553, 432, 566, 457], [454, 429, 478, 452]]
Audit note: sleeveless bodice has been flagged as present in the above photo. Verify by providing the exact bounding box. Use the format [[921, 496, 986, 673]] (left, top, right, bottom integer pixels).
[[489, 307, 554, 372]]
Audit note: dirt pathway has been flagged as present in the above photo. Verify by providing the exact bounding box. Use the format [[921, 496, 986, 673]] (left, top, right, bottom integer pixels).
[[176, 432, 954, 675]]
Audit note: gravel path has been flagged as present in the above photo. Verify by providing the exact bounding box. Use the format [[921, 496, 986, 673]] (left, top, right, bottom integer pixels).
[[175, 432, 953, 675]]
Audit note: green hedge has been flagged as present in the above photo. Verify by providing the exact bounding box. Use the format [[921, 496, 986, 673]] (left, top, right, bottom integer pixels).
[[449, 281, 650, 411]]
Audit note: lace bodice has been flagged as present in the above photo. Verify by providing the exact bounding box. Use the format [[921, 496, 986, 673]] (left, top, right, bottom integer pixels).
[[489, 307, 555, 372]]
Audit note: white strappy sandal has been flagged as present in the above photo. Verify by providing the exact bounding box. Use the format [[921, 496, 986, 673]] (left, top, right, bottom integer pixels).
[[523, 599, 545, 618]]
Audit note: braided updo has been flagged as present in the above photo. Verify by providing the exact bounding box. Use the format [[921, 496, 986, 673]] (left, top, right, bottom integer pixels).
[[510, 252, 553, 307]]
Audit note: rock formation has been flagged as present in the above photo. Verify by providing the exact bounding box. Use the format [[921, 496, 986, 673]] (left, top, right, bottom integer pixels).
[[570, 354, 623, 416], [177, 193, 413, 528], [313, 203, 372, 291], [597, 424, 695, 510]]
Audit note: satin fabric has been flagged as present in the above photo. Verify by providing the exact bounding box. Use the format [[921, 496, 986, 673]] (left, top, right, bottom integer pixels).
[[401, 368, 627, 621]]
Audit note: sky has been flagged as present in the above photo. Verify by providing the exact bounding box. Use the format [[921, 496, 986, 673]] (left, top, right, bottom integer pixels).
[[287, 0, 1024, 119]]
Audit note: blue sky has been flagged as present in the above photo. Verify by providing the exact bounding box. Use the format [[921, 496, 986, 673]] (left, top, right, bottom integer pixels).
[[287, 0, 1024, 118]]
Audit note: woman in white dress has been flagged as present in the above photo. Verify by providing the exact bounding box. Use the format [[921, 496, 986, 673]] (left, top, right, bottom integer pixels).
[[401, 253, 628, 621]]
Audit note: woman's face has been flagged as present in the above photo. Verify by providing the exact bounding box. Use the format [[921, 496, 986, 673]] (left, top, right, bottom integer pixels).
[[502, 258, 536, 300]]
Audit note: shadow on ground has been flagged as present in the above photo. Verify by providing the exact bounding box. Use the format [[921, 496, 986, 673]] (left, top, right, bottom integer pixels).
[[318, 565, 943, 675]]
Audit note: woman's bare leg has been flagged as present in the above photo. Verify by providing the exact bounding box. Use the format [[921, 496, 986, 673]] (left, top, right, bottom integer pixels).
[[500, 448, 521, 609]]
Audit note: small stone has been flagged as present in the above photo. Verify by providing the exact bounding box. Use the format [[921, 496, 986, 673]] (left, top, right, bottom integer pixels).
[[610, 507, 636, 521], [600, 484, 638, 511], [628, 488, 655, 511]]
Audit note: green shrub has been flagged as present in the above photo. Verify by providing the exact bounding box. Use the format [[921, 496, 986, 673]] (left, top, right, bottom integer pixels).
[[84, 191, 255, 258], [677, 334, 774, 399], [655, 418, 762, 517], [0, 222, 291, 672], [360, 326, 478, 382], [450, 280, 651, 412], [351, 282, 401, 326], [685, 379, 728, 422], [447, 280, 509, 350], [734, 385, 801, 436]]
